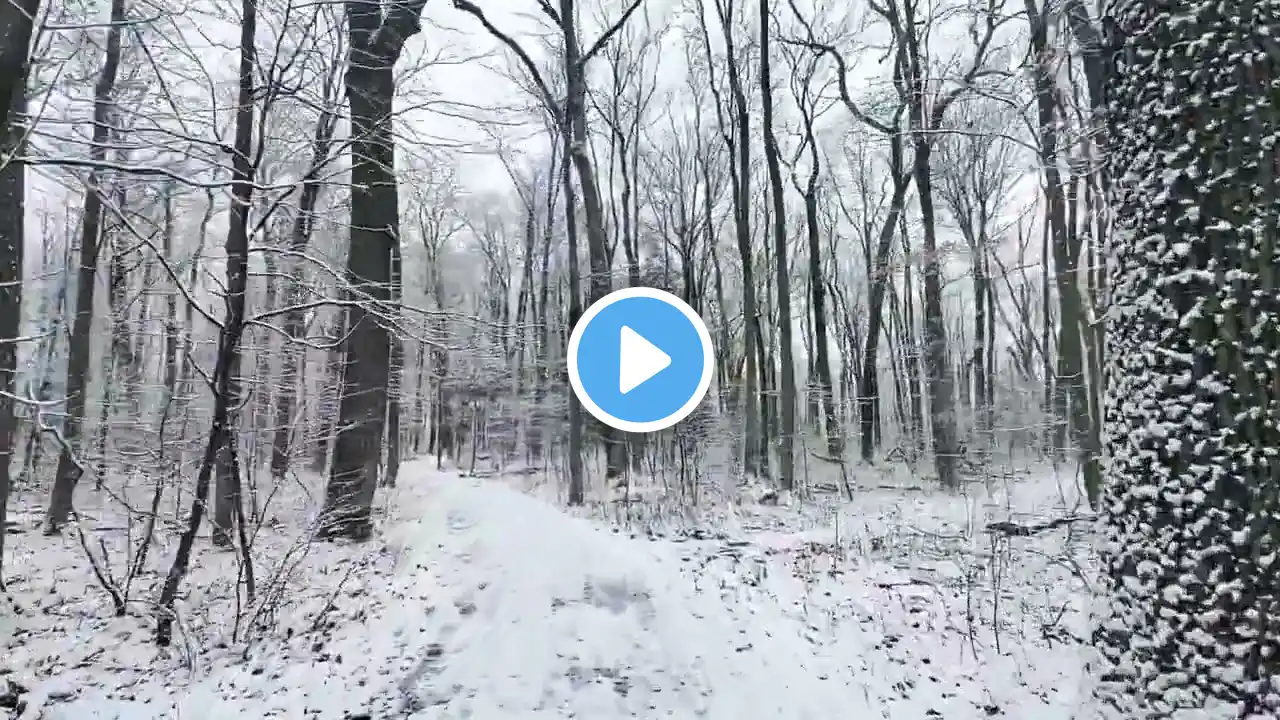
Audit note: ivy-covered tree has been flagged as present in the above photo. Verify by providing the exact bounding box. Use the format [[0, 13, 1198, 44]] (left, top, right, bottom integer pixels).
[[1087, 1, 1280, 717]]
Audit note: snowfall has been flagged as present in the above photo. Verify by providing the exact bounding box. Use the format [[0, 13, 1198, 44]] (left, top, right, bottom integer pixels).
[[2, 455, 1094, 719]]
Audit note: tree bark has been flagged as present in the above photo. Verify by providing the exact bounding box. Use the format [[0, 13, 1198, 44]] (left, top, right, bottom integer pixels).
[[0, 75, 28, 589], [1086, 2, 1280, 714], [0, 0, 38, 133]]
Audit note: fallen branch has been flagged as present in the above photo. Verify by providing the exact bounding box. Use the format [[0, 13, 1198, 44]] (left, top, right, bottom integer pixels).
[[985, 515, 1095, 537]]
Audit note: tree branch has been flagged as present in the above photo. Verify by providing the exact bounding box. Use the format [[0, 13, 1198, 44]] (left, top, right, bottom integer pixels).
[[578, 0, 647, 68], [452, 0, 563, 118], [782, 0, 893, 136], [928, 3, 1009, 129], [536, 0, 560, 24]]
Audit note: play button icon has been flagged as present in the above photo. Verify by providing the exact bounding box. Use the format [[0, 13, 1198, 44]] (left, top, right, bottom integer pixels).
[[568, 287, 714, 433], [618, 326, 671, 394]]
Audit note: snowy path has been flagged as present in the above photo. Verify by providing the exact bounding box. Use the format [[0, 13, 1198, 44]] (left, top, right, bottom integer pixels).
[[28, 468, 872, 719], [18, 463, 1082, 719], [377, 473, 873, 719]]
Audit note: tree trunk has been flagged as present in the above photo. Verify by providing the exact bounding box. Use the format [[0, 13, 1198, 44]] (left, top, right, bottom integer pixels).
[[901, 41, 960, 487], [971, 240, 991, 453], [1086, 2, 1280, 714], [703, 0, 763, 477], [270, 89, 338, 479], [757, 0, 797, 492], [383, 240, 403, 487], [558, 0, 626, 484], [0, 0, 38, 133], [561, 130, 585, 505], [0, 78, 28, 588], [1026, 0, 1101, 502], [45, 0, 126, 533], [528, 143, 559, 462], [898, 224, 925, 456], [156, 0, 258, 644], [319, 0, 427, 540], [796, 107, 841, 458]]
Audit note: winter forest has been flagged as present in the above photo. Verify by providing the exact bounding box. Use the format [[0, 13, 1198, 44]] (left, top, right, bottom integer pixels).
[[0, 0, 1276, 717]]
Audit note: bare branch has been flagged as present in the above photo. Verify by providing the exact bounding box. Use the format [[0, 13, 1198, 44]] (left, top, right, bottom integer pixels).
[[578, 0, 647, 68], [452, 0, 563, 118]]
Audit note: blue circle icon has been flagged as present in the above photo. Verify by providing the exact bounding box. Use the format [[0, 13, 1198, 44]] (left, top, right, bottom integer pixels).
[[568, 287, 714, 433]]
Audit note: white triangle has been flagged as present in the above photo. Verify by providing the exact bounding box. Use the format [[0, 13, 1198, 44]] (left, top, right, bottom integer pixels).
[[619, 325, 671, 395]]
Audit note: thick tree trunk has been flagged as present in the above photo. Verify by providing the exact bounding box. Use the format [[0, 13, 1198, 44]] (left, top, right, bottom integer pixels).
[[558, 0, 625, 485], [319, 0, 426, 540], [0, 0, 38, 133], [1086, 2, 1280, 714], [0, 79, 27, 588]]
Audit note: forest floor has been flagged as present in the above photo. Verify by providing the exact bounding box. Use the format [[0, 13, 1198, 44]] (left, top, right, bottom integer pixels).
[[1, 452, 1095, 719]]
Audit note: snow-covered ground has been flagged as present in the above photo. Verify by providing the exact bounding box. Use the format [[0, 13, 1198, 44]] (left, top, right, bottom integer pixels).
[[2, 456, 1094, 719]]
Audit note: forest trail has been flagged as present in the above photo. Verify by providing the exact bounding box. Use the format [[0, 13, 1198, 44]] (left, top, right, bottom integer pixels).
[[372, 468, 874, 719], [15, 461, 1081, 719]]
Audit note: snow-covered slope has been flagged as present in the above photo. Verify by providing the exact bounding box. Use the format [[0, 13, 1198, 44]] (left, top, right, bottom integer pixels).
[[4, 461, 1089, 719]]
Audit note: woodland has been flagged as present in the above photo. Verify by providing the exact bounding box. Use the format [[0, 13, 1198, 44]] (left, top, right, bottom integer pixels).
[[0, 0, 1276, 717]]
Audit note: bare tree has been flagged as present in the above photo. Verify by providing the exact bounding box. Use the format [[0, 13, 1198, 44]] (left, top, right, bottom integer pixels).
[[786, 0, 913, 464], [452, 0, 647, 501], [936, 100, 1017, 456], [0, 16, 35, 586], [694, 0, 765, 477], [156, 0, 260, 646], [44, 0, 128, 533], [780, 34, 842, 459], [269, 20, 343, 481], [317, 0, 429, 540], [878, 0, 1006, 487], [757, 0, 797, 492]]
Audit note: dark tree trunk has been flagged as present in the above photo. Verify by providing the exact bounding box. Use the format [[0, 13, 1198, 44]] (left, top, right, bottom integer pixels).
[[1087, 2, 1280, 715], [0, 0, 38, 133], [796, 106, 841, 458], [45, 0, 126, 533], [757, 0, 796, 491], [156, 0, 258, 644], [0, 77, 28, 588], [319, 0, 427, 540]]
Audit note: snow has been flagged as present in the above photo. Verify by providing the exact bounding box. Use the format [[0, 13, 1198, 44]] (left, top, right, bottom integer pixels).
[[2, 458, 1094, 718]]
